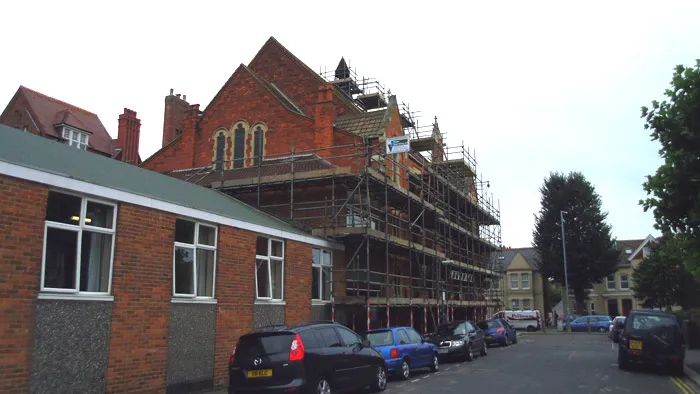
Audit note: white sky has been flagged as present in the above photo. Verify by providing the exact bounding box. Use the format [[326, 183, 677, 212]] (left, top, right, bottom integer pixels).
[[3, 0, 698, 247]]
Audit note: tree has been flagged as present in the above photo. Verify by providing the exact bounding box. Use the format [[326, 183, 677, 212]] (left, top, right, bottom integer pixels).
[[640, 59, 700, 279], [632, 235, 700, 310], [532, 172, 620, 314]]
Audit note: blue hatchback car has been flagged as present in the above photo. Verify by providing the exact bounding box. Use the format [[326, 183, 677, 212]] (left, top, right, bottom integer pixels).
[[568, 315, 613, 332], [477, 319, 518, 347], [364, 326, 439, 380]]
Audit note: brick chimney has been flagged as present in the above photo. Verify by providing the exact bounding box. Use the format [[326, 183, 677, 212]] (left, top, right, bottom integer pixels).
[[180, 103, 201, 168], [314, 84, 335, 149], [116, 108, 141, 165], [162, 88, 189, 147]]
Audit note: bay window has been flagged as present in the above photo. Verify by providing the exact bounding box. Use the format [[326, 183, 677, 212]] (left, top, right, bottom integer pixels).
[[256, 237, 284, 300], [42, 191, 116, 295], [173, 218, 217, 298], [312, 248, 332, 301]]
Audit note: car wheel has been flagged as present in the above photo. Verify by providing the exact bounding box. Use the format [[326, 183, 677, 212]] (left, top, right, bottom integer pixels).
[[370, 364, 387, 392], [316, 376, 331, 394], [399, 359, 410, 380], [670, 359, 684, 376], [597, 327, 606, 333], [513, 334, 518, 344], [502, 337, 509, 347], [480, 342, 488, 356], [465, 344, 474, 361], [430, 353, 439, 372]]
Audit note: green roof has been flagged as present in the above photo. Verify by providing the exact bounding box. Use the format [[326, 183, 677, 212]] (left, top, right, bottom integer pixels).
[[0, 124, 325, 242]]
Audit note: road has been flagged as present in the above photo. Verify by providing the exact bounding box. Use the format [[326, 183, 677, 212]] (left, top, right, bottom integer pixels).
[[383, 332, 699, 394]]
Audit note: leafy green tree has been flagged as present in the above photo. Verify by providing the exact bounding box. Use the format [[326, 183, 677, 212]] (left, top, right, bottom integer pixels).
[[532, 172, 620, 314], [641, 60, 700, 279], [632, 235, 700, 310]]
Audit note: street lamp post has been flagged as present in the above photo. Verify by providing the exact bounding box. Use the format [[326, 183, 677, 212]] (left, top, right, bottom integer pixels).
[[560, 210, 571, 332]]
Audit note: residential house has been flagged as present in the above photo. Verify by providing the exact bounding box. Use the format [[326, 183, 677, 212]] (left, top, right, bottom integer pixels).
[[140, 37, 503, 331], [0, 124, 341, 394], [492, 248, 545, 313], [0, 85, 142, 165]]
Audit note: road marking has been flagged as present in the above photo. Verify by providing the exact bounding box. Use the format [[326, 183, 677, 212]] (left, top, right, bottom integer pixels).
[[671, 376, 694, 394], [411, 379, 420, 383], [567, 350, 576, 361]]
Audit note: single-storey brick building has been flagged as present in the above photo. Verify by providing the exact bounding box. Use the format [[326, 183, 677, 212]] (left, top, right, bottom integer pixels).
[[0, 124, 342, 394]]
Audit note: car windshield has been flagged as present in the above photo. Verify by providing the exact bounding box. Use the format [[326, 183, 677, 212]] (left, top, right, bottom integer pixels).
[[437, 322, 467, 336], [366, 331, 394, 347], [626, 314, 677, 334], [477, 320, 501, 330]]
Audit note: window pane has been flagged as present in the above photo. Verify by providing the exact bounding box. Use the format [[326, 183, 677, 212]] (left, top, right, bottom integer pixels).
[[44, 227, 79, 289], [46, 191, 82, 225], [271, 260, 283, 299], [174, 247, 194, 294], [79, 231, 112, 292], [322, 251, 331, 266], [85, 201, 114, 229], [397, 330, 410, 344], [256, 237, 268, 256], [80, 133, 87, 143], [256, 259, 270, 298], [317, 327, 341, 347], [175, 219, 195, 244], [336, 327, 361, 347], [322, 266, 331, 300], [271, 240, 283, 258], [312, 248, 320, 265], [198, 225, 216, 246], [196, 249, 215, 297], [406, 328, 422, 343], [312, 266, 320, 300]]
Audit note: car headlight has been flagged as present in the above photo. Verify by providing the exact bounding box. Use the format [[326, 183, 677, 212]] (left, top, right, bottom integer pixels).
[[451, 340, 464, 347]]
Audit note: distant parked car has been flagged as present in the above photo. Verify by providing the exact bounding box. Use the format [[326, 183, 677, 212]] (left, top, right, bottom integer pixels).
[[228, 321, 387, 393], [364, 326, 439, 380], [428, 320, 487, 361], [617, 309, 685, 375], [477, 319, 518, 347], [568, 315, 612, 332], [608, 316, 626, 342]]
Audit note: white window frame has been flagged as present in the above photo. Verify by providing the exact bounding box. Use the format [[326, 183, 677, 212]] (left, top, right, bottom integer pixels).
[[62, 127, 89, 150], [255, 237, 285, 301], [312, 248, 333, 302], [620, 274, 629, 290], [40, 190, 117, 296], [510, 273, 519, 289], [511, 299, 520, 310], [590, 302, 596, 314], [521, 273, 530, 290], [172, 218, 218, 299], [606, 274, 616, 290]]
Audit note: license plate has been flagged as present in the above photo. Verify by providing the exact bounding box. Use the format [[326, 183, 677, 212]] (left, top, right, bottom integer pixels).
[[247, 369, 273, 378], [438, 348, 449, 354], [485, 336, 492, 340], [629, 340, 643, 350]]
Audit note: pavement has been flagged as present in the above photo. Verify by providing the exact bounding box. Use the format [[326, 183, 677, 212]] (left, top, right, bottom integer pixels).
[[209, 332, 700, 394], [686, 348, 700, 389]]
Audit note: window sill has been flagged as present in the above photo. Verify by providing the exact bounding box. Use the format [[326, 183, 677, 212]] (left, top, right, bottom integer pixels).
[[312, 300, 332, 305], [38, 292, 114, 302], [255, 299, 286, 305], [171, 297, 218, 304]]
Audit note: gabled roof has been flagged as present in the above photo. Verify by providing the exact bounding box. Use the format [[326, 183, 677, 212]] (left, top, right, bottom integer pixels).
[[334, 109, 388, 138], [491, 248, 540, 272], [0, 124, 340, 249], [14, 86, 115, 156], [623, 235, 656, 262]]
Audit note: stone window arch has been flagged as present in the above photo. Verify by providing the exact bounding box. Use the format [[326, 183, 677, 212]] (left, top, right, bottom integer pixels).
[[211, 128, 229, 171], [231, 120, 249, 169], [250, 122, 268, 166]]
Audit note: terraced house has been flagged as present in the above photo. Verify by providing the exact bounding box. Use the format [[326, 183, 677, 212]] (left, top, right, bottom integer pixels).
[[142, 37, 504, 334]]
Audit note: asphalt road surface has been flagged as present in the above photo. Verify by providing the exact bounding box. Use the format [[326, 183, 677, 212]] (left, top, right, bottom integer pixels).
[[383, 332, 699, 394]]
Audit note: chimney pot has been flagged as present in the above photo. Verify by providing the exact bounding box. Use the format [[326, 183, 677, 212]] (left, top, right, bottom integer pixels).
[[176, 94, 181, 98], [183, 95, 186, 101], [170, 88, 174, 95]]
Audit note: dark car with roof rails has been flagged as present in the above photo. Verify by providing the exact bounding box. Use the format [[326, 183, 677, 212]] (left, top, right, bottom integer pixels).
[[616, 309, 685, 375], [428, 320, 487, 361], [228, 320, 388, 394]]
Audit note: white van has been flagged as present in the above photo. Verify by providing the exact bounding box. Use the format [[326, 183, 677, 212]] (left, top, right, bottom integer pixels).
[[492, 310, 542, 332]]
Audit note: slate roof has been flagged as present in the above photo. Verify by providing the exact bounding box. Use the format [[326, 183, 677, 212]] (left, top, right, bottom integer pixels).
[[334, 109, 388, 138], [491, 248, 540, 272], [0, 125, 320, 239], [14, 86, 116, 156]]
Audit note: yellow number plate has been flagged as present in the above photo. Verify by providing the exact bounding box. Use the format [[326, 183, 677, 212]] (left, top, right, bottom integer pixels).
[[247, 369, 273, 378], [629, 340, 643, 350]]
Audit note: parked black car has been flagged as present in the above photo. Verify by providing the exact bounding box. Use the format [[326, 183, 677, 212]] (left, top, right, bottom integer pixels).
[[428, 320, 487, 361], [617, 309, 685, 375], [228, 321, 388, 393]]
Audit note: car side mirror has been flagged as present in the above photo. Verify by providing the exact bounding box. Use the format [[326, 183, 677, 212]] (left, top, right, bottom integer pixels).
[[361, 339, 371, 348]]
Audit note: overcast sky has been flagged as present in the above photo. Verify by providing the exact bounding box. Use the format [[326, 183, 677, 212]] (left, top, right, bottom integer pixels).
[[3, 0, 698, 247]]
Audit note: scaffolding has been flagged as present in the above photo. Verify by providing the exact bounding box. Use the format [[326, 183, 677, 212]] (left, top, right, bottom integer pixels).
[[172, 130, 503, 334]]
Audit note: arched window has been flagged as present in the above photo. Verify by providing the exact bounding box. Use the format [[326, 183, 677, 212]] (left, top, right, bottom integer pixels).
[[253, 125, 264, 165], [214, 133, 226, 171], [233, 123, 246, 169]]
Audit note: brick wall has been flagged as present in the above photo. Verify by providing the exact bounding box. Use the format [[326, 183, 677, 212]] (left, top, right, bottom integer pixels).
[[105, 204, 174, 393], [212, 226, 255, 388], [0, 176, 46, 393], [0, 93, 40, 135], [139, 136, 185, 172], [284, 240, 312, 325]]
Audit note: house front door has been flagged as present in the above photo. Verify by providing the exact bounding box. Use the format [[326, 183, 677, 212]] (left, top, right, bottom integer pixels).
[[622, 299, 632, 316], [607, 299, 619, 317]]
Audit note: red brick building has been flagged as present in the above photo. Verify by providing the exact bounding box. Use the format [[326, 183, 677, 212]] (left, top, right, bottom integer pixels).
[[0, 86, 142, 165], [142, 37, 503, 333], [0, 125, 341, 393]]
